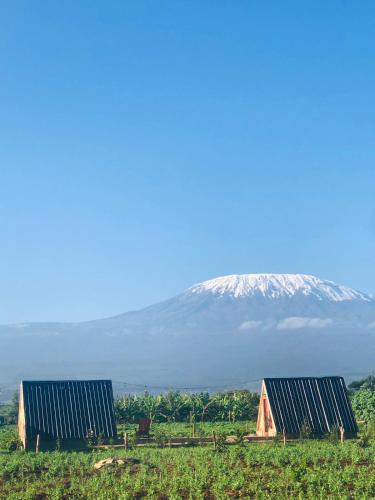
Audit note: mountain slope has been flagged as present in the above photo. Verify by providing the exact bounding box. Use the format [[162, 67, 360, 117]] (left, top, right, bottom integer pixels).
[[0, 273, 374, 400]]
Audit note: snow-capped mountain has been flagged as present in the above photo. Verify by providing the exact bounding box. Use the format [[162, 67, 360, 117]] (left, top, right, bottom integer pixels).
[[0, 273, 374, 400], [188, 274, 372, 302]]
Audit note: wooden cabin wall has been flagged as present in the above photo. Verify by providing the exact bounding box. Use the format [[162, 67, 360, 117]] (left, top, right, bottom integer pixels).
[[18, 382, 26, 449], [256, 384, 276, 437]]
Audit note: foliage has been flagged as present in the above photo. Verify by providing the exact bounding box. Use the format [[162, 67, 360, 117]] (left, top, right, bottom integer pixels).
[[356, 420, 375, 449], [8, 392, 19, 424], [117, 420, 256, 437], [0, 426, 22, 452], [367, 419, 375, 438], [213, 432, 227, 453], [0, 392, 19, 425], [231, 428, 247, 450], [348, 374, 375, 393], [326, 426, 339, 444], [86, 429, 98, 448], [152, 427, 171, 448], [357, 430, 371, 449], [352, 388, 375, 422], [299, 418, 312, 440], [115, 390, 259, 424], [55, 438, 61, 451]]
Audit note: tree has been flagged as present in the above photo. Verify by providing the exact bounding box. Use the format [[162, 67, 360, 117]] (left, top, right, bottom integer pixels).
[[348, 374, 375, 393], [141, 394, 161, 424], [114, 389, 259, 424], [158, 391, 187, 422]]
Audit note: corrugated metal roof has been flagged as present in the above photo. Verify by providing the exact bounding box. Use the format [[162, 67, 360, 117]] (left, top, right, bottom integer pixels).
[[21, 380, 117, 440], [264, 377, 357, 435]]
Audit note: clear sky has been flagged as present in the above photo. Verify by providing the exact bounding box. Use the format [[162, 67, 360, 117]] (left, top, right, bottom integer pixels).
[[1, 1, 375, 323]]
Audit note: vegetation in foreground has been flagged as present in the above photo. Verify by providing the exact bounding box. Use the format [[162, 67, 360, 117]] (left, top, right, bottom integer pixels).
[[1, 375, 375, 498], [1, 427, 375, 499]]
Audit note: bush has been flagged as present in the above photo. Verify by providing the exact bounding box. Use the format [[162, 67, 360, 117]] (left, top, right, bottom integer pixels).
[[152, 428, 170, 448], [213, 432, 227, 453], [357, 431, 371, 448], [86, 429, 97, 447], [299, 418, 312, 440], [234, 429, 246, 448], [327, 426, 339, 444], [0, 427, 22, 452], [356, 419, 375, 448]]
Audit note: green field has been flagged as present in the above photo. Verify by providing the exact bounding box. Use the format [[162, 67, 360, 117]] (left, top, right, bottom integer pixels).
[[1, 423, 375, 499]]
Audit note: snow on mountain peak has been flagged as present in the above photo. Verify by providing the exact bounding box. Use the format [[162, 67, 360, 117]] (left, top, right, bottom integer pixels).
[[188, 273, 372, 302]]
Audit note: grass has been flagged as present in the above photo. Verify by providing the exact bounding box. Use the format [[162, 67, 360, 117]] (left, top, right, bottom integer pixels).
[[117, 420, 256, 437], [1, 424, 375, 499]]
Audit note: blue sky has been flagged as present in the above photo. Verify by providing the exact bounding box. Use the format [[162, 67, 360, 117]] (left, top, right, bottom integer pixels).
[[1, 1, 375, 323]]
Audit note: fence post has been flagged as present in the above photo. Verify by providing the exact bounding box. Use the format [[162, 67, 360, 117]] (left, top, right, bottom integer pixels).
[[36, 434, 40, 453], [339, 426, 345, 445], [124, 432, 128, 451], [283, 428, 286, 446], [213, 431, 217, 450]]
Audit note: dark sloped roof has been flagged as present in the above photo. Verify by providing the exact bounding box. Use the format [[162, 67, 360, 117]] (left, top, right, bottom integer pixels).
[[264, 376, 357, 435], [22, 380, 117, 440]]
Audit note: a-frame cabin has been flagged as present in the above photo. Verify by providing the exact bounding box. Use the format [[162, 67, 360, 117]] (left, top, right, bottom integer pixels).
[[18, 380, 117, 450], [256, 376, 357, 438]]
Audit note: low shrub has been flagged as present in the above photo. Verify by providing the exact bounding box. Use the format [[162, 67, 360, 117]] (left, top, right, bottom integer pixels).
[[152, 428, 171, 448], [327, 426, 340, 444], [0, 427, 22, 452], [357, 430, 371, 448], [299, 418, 312, 440]]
